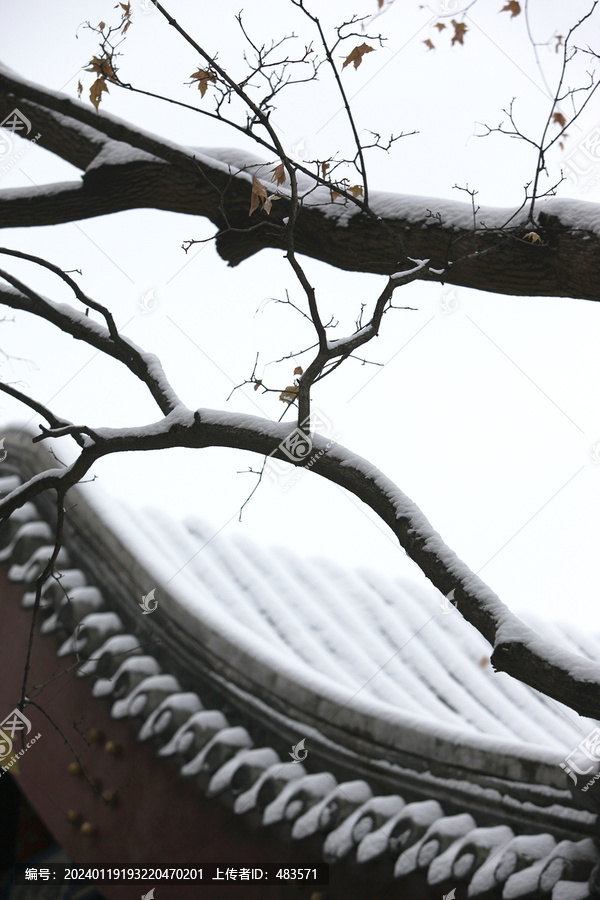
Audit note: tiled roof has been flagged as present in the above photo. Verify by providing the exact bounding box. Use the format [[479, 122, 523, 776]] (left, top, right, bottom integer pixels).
[[1, 432, 599, 898]]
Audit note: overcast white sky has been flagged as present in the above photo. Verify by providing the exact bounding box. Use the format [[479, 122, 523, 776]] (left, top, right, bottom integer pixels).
[[1, 0, 600, 629]]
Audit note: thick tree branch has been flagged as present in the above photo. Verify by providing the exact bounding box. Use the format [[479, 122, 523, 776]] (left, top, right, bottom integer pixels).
[[3, 412, 600, 720], [1, 66, 600, 301]]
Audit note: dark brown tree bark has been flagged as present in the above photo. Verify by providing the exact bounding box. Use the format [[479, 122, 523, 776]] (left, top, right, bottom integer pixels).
[[1, 67, 599, 301]]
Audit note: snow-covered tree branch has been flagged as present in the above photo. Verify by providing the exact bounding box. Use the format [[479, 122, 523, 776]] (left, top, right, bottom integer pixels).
[[1, 63, 600, 301], [1, 0, 600, 730]]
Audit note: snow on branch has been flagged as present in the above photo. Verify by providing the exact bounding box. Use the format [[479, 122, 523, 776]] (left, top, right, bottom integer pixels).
[[0, 256, 180, 416], [2, 409, 599, 719], [1, 67, 600, 301]]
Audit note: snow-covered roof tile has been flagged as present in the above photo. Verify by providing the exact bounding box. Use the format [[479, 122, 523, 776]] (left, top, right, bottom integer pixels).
[[3, 443, 600, 898]]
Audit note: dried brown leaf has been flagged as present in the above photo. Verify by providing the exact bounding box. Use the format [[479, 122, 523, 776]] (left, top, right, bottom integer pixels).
[[552, 111, 566, 129], [190, 68, 217, 98], [89, 77, 109, 111], [279, 385, 299, 404], [85, 55, 117, 81], [249, 175, 268, 216], [342, 43, 374, 70], [451, 20, 468, 45], [271, 162, 286, 186], [500, 1, 521, 16]]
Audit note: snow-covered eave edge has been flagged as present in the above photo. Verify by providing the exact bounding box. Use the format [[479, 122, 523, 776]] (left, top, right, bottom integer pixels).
[[2, 409, 600, 723], [0, 424, 583, 794]]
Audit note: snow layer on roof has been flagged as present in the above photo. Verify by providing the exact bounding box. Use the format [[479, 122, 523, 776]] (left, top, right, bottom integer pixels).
[[66, 470, 600, 768]]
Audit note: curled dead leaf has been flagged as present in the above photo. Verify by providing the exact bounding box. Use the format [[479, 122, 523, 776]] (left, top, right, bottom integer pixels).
[[191, 68, 217, 98], [85, 55, 118, 81], [271, 162, 286, 186], [89, 78, 109, 111], [451, 20, 468, 45], [279, 385, 299, 405], [500, 0, 521, 16], [342, 43, 374, 70], [552, 111, 566, 129], [249, 175, 268, 216]]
